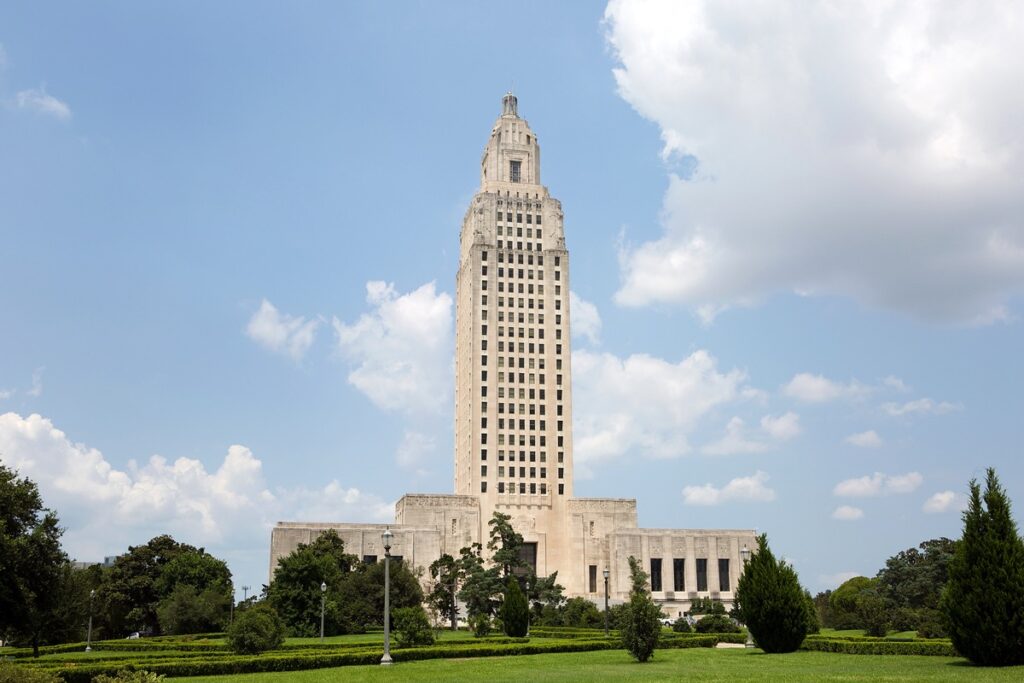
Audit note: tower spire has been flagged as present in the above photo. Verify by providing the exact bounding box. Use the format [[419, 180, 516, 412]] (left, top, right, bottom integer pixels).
[[502, 91, 518, 118]]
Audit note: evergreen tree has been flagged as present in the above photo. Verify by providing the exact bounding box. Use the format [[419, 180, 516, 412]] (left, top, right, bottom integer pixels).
[[940, 468, 1024, 666], [735, 533, 810, 653], [620, 556, 661, 662], [501, 577, 529, 637], [487, 512, 525, 578], [427, 553, 460, 629]]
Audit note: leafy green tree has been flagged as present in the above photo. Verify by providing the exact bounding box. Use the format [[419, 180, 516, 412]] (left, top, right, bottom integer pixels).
[[340, 558, 424, 631], [456, 543, 502, 624], [875, 537, 956, 636], [857, 594, 888, 637], [803, 590, 821, 634], [940, 468, 1024, 666], [525, 571, 564, 624], [560, 596, 603, 628], [487, 511, 526, 578], [392, 606, 435, 647], [828, 576, 877, 630], [812, 590, 833, 629], [0, 465, 69, 656], [735, 533, 811, 653], [672, 617, 692, 633], [427, 553, 460, 629], [620, 556, 661, 662], [226, 603, 285, 655], [156, 583, 230, 634], [501, 577, 529, 637], [695, 613, 741, 633], [47, 562, 103, 645]]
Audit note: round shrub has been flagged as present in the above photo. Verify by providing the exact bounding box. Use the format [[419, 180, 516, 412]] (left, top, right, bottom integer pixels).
[[0, 662, 60, 683], [735, 533, 812, 653], [469, 612, 492, 637], [226, 603, 286, 655], [695, 614, 741, 633], [672, 617, 692, 633], [392, 605, 436, 648]]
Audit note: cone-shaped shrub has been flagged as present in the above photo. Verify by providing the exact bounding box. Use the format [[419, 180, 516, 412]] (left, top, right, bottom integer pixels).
[[735, 534, 810, 653], [621, 556, 662, 662], [940, 468, 1024, 666], [501, 577, 529, 637]]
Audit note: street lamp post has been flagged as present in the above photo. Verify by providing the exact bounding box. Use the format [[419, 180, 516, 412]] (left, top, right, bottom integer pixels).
[[85, 589, 95, 652], [381, 528, 394, 666], [320, 582, 327, 643], [603, 567, 610, 637], [740, 544, 754, 648]]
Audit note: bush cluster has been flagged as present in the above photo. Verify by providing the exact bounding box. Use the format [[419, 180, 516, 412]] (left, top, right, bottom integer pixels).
[[671, 618, 692, 634], [392, 606, 435, 648], [226, 604, 286, 655], [801, 638, 956, 657], [694, 614, 741, 634], [0, 661, 61, 683]]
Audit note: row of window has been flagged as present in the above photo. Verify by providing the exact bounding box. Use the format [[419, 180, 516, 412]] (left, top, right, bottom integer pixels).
[[485, 465, 558, 479], [488, 368, 564, 383], [482, 418, 565, 431], [483, 481, 566, 495], [483, 251, 556, 267], [495, 198, 542, 210], [497, 226, 542, 239], [496, 211, 542, 225], [586, 559, 732, 594]]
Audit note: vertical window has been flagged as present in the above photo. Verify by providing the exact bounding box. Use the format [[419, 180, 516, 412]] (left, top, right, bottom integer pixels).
[[558, 483, 564, 495], [673, 558, 685, 592], [719, 559, 731, 592], [510, 160, 521, 183], [650, 558, 663, 592], [696, 559, 708, 592], [589, 565, 598, 593]]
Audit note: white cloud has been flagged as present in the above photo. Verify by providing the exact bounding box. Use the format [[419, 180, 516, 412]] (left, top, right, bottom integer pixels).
[[246, 299, 320, 361], [760, 412, 801, 440], [569, 291, 601, 345], [682, 471, 776, 505], [834, 471, 923, 497], [0, 411, 392, 576], [782, 373, 867, 403], [16, 85, 72, 121], [572, 349, 751, 469], [882, 398, 963, 417], [605, 0, 1024, 324], [832, 505, 865, 521], [395, 430, 437, 472], [923, 490, 967, 514], [27, 367, 44, 398], [846, 430, 883, 448], [702, 417, 768, 456], [883, 376, 911, 393], [333, 281, 453, 416]]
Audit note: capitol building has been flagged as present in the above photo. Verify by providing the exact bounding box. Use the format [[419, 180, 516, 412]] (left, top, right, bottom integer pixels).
[[270, 94, 755, 616]]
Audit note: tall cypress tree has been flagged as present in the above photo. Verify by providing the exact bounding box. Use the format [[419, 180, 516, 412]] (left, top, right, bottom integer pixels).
[[940, 468, 1024, 666], [501, 577, 529, 637], [735, 533, 810, 653]]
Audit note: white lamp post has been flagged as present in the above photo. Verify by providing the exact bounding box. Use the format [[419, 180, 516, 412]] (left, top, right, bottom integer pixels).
[[85, 589, 95, 652], [381, 527, 394, 666], [320, 581, 327, 643], [740, 544, 754, 648]]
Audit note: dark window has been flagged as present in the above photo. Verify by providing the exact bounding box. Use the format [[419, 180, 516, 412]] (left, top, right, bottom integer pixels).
[[696, 559, 708, 592], [498, 482, 505, 493], [589, 565, 598, 593], [363, 555, 377, 564], [510, 161, 521, 183], [650, 558, 663, 592], [516, 542, 537, 577], [481, 481, 487, 493], [719, 558, 730, 592], [673, 558, 685, 591], [558, 483, 564, 495]]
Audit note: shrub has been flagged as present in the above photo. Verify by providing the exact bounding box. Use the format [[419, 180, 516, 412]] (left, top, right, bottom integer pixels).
[[802, 637, 956, 657], [940, 468, 1024, 666], [694, 614, 741, 634], [469, 612, 492, 638], [226, 603, 286, 655], [501, 578, 529, 637], [735, 533, 811, 653], [93, 672, 165, 683], [916, 609, 947, 639], [392, 606, 435, 648], [858, 595, 888, 637], [561, 596, 603, 629], [672, 617, 692, 633], [620, 556, 661, 662], [0, 662, 60, 683]]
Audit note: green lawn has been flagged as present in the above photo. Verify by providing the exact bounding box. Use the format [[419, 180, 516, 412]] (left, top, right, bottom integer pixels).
[[174, 647, 1024, 682]]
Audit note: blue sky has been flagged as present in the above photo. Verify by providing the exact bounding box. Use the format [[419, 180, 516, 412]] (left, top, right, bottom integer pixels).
[[2, 1, 1023, 597]]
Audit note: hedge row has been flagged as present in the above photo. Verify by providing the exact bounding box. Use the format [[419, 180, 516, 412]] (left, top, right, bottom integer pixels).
[[26, 634, 738, 682], [801, 638, 958, 657]]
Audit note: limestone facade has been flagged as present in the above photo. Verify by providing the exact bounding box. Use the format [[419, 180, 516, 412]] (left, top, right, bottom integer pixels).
[[269, 95, 755, 615]]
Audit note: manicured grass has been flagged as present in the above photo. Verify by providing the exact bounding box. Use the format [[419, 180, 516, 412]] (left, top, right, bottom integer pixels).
[[174, 647, 1024, 682]]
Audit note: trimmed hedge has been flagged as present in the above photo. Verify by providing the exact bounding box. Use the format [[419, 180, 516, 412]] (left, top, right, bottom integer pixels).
[[801, 638, 958, 657]]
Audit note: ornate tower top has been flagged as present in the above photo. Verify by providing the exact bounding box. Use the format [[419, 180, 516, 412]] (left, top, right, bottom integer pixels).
[[502, 91, 518, 118], [481, 93, 544, 192]]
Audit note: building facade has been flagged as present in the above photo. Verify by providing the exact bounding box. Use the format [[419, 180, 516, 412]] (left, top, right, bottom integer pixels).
[[270, 95, 755, 616]]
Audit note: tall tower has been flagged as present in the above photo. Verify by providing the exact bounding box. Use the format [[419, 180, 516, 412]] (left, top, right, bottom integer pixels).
[[454, 94, 574, 570]]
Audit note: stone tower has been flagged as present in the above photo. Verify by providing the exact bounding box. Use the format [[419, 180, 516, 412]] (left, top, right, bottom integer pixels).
[[454, 93, 574, 572]]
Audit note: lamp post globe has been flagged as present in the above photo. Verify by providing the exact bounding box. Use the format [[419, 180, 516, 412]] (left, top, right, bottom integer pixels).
[[320, 581, 327, 643], [381, 528, 394, 666]]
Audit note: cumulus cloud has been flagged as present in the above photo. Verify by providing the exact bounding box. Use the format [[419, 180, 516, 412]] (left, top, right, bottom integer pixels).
[[882, 398, 963, 417], [760, 412, 801, 440], [834, 471, 923, 497], [333, 281, 453, 416], [0, 411, 392, 570], [782, 373, 868, 403], [572, 349, 752, 469], [569, 291, 601, 345], [832, 505, 865, 521], [16, 85, 72, 121], [923, 490, 967, 514], [605, 0, 1024, 323], [682, 471, 776, 505], [846, 430, 883, 448], [701, 412, 800, 456], [246, 299, 320, 361], [395, 430, 437, 473]]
